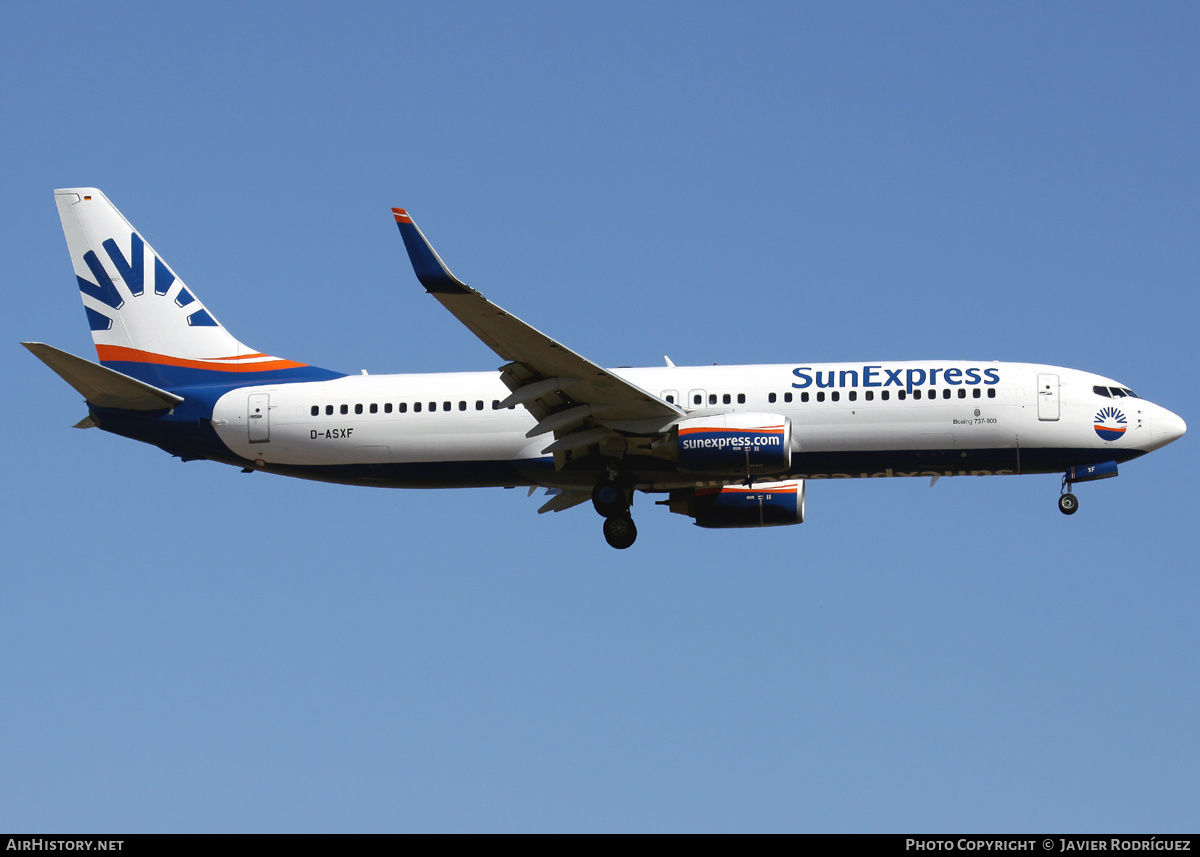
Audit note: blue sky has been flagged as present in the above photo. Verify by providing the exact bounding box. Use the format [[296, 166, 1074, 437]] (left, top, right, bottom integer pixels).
[[2, 1, 1197, 832]]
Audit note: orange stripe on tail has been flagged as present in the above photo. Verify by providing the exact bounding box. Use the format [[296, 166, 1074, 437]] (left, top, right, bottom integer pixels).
[[95, 345, 309, 373]]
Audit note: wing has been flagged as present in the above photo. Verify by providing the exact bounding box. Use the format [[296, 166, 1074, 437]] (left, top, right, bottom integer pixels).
[[393, 208, 683, 457]]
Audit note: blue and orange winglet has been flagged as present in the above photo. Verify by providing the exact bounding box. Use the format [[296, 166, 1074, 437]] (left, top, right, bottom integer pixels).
[[392, 208, 471, 295]]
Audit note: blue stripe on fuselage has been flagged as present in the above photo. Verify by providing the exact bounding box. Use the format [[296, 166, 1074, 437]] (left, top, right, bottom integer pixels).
[[99, 360, 345, 389]]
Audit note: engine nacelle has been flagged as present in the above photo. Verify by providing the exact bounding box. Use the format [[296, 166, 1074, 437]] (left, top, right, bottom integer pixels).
[[666, 480, 805, 528], [656, 412, 792, 476]]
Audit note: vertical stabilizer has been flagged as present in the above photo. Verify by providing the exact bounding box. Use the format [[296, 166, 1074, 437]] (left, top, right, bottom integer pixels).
[[54, 188, 339, 388]]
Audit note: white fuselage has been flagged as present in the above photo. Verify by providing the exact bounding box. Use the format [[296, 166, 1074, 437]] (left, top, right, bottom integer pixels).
[[209, 360, 1183, 490]]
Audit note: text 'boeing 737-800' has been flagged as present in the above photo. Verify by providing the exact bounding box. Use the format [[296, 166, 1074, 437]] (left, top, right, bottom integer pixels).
[[26, 189, 1186, 548]]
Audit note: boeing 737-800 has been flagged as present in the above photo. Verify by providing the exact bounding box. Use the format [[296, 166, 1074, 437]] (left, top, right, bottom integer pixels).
[[26, 189, 1186, 548]]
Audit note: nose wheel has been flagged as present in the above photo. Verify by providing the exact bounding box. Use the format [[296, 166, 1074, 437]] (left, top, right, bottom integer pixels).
[[593, 475, 637, 548]]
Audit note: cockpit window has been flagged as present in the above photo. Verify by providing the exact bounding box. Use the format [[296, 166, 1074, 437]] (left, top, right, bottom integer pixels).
[[1109, 387, 1126, 398], [1093, 386, 1111, 398], [1121, 388, 1140, 399]]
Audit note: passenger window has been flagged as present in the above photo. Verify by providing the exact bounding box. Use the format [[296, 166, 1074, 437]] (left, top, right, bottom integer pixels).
[[768, 392, 777, 404], [414, 402, 422, 413], [325, 405, 333, 415], [666, 394, 675, 404], [429, 402, 436, 412], [913, 389, 921, 400], [849, 390, 857, 402], [784, 392, 792, 403], [800, 392, 809, 403], [492, 400, 500, 410], [709, 394, 717, 405], [310, 406, 319, 416], [693, 394, 702, 406], [1094, 386, 1111, 398], [355, 404, 363, 415], [881, 390, 890, 401], [898, 390, 907, 400], [476, 400, 484, 410], [831, 391, 840, 402], [817, 391, 825, 402], [722, 393, 731, 404], [737, 393, 745, 404], [370, 403, 378, 414], [340, 404, 349, 415], [958, 389, 966, 399], [443, 402, 451, 411], [399, 403, 407, 413], [987, 388, 996, 398], [943, 389, 951, 399], [384, 403, 393, 413], [459, 401, 466, 411], [972, 388, 981, 399], [865, 390, 874, 401]]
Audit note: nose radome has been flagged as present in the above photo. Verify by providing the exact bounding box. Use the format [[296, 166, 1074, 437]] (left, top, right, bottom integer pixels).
[[1153, 407, 1187, 446]]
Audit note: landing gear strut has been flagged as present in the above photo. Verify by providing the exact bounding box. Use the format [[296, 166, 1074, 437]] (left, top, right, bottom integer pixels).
[[593, 475, 637, 548], [1058, 474, 1078, 516]]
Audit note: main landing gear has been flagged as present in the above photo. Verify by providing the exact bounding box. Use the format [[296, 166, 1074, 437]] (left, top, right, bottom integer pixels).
[[1058, 473, 1078, 516], [593, 476, 637, 549]]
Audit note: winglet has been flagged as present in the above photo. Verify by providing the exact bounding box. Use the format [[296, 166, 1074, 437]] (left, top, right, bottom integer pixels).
[[392, 208, 472, 295]]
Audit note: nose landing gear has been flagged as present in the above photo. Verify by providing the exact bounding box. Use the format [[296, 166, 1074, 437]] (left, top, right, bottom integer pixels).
[[1058, 473, 1078, 515], [593, 476, 637, 548]]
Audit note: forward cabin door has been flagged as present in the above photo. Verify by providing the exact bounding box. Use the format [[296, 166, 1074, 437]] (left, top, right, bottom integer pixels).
[[1037, 374, 1060, 421], [248, 393, 271, 442]]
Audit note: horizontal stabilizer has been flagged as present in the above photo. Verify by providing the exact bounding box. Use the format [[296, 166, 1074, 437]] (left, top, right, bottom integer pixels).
[[23, 342, 184, 410]]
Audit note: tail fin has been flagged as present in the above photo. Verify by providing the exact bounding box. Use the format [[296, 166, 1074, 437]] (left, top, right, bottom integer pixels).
[[54, 188, 340, 388]]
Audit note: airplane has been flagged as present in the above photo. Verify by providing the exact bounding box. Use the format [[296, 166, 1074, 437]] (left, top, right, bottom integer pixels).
[[27, 188, 1187, 549]]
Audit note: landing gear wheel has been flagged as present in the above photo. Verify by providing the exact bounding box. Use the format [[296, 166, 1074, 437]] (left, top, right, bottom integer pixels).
[[603, 515, 637, 549], [592, 481, 629, 518], [1058, 492, 1079, 515]]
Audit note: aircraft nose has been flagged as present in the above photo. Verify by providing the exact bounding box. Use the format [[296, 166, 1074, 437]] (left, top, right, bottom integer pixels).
[[1153, 406, 1187, 446]]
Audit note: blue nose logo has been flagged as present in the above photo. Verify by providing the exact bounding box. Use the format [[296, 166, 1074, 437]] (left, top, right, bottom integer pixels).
[[1094, 406, 1127, 441]]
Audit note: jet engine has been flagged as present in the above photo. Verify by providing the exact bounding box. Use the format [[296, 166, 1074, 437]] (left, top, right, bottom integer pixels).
[[653, 412, 792, 477], [664, 480, 805, 528]]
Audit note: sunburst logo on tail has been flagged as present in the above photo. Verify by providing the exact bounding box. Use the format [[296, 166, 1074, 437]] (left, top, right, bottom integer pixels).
[[77, 232, 217, 331], [1094, 406, 1127, 441]]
